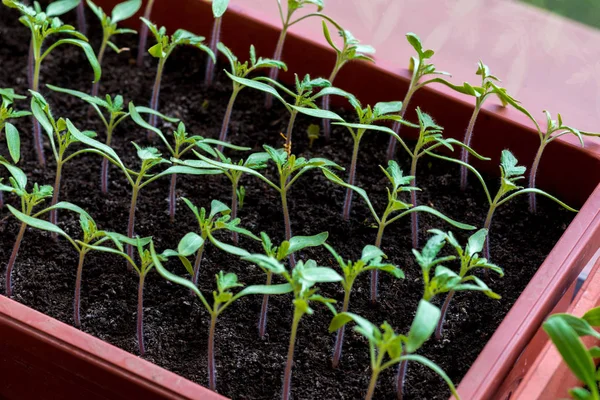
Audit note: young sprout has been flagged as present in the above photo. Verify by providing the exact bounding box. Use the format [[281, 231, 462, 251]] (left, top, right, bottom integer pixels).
[[386, 33, 453, 161], [204, 0, 229, 85], [217, 43, 287, 149], [528, 111, 599, 213], [329, 300, 460, 400], [130, 103, 241, 220], [433, 149, 577, 259], [417, 230, 503, 340], [46, 85, 176, 193], [393, 107, 489, 248], [0, 89, 29, 208], [29, 91, 102, 231], [324, 243, 404, 367], [230, 73, 353, 151], [86, 0, 141, 97], [323, 160, 475, 302], [2, 0, 101, 166], [109, 234, 154, 355], [544, 307, 600, 400], [205, 150, 270, 243], [321, 21, 374, 140], [180, 198, 260, 286], [64, 121, 222, 265], [195, 145, 343, 267], [265, 0, 325, 108], [455, 61, 535, 191], [251, 231, 328, 338], [135, 0, 155, 67], [333, 99, 416, 220], [151, 239, 293, 392], [141, 18, 215, 129], [5, 207, 130, 327], [243, 253, 342, 400]]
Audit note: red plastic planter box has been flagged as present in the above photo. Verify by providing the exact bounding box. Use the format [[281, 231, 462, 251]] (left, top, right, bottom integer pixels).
[[1, 1, 600, 399]]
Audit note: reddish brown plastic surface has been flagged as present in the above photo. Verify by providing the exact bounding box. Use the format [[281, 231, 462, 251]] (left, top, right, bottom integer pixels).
[[1, 1, 600, 399], [509, 256, 600, 399], [0, 296, 226, 400]]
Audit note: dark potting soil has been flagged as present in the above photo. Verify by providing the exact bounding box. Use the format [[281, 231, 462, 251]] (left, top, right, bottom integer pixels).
[[0, 7, 575, 400]]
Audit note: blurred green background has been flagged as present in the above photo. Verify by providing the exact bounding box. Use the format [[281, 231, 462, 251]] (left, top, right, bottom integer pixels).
[[520, 0, 600, 29]]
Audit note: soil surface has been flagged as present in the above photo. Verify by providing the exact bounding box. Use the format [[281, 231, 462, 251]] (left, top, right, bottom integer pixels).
[[0, 7, 574, 400]]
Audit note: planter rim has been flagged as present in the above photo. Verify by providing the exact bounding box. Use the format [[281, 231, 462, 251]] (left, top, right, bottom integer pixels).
[[0, 295, 226, 400], [510, 255, 600, 399]]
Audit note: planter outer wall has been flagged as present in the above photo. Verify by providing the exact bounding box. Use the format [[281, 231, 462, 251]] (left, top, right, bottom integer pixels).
[[1, 1, 600, 399]]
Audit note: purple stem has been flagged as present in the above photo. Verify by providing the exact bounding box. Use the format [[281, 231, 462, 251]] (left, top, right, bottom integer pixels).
[[126, 187, 140, 270], [100, 126, 113, 193], [204, 17, 222, 86], [148, 59, 164, 133], [76, 2, 87, 36], [217, 90, 239, 153], [528, 143, 545, 214], [0, 192, 4, 209], [281, 191, 295, 268], [459, 105, 482, 191], [258, 271, 273, 338], [371, 224, 385, 303], [322, 69, 339, 141], [73, 251, 86, 327], [137, 273, 146, 355], [409, 156, 419, 249], [192, 243, 205, 286], [30, 47, 45, 166], [168, 173, 177, 222], [386, 92, 412, 161], [27, 40, 34, 88], [483, 206, 495, 261], [136, 0, 156, 67], [231, 180, 239, 245], [396, 359, 409, 400], [265, 29, 287, 109], [208, 313, 217, 391], [331, 290, 351, 368], [5, 222, 27, 298], [49, 162, 62, 237], [90, 39, 107, 99], [435, 290, 455, 340], [342, 137, 361, 220], [282, 312, 300, 400]]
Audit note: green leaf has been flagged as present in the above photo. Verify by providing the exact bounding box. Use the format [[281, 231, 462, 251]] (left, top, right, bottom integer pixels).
[[329, 312, 378, 343], [151, 242, 203, 299], [46, 84, 109, 108], [235, 283, 293, 298], [373, 101, 403, 116], [66, 119, 125, 169], [46, 0, 80, 16], [322, 168, 379, 223], [46, 39, 102, 84], [286, 232, 328, 256], [0, 162, 26, 193], [500, 150, 526, 179], [177, 232, 203, 256], [583, 307, 600, 327], [467, 228, 487, 257], [41, 201, 92, 221], [111, 0, 141, 23], [361, 245, 385, 263], [544, 315, 597, 389], [242, 254, 286, 274], [302, 266, 343, 283], [7, 204, 67, 237], [401, 206, 475, 230], [4, 123, 20, 163], [406, 32, 424, 55], [212, 0, 229, 18], [406, 300, 440, 353], [209, 199, 231, 220], [129, 102, 166, 142], [225, 71, 286, 105], [290, 105, 343, 121]]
